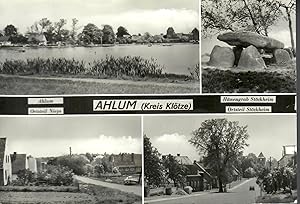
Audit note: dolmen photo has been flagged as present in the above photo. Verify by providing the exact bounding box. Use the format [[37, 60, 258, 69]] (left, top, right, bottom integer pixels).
[[208, 31, 294, 69]]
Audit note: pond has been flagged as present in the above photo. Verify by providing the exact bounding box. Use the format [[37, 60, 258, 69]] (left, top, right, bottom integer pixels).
[[0, 44, 199, 75]]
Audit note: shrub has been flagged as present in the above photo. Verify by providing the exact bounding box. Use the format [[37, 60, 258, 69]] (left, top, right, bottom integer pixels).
[[48, 155, 89, 176], [36, 165, 74, 186]]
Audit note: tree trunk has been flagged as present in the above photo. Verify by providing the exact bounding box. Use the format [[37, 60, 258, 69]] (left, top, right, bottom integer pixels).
[[286, 8, 295, 56], [218, 177, 223, 192]]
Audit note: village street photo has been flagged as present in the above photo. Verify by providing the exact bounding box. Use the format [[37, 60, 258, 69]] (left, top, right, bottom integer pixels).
[[0, 116, 142, 204], [201, 0, 296, 93], [0, 0, 199, 94], [143, 115, 297, 204]]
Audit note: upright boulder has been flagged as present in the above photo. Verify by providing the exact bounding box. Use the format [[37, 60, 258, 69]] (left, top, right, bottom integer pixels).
[[274, 49, 291, 65], [233, 46, 243, 66], [217, 31, 284, 50], [208, 45, 235, 68], [238, 45, 266, 69]]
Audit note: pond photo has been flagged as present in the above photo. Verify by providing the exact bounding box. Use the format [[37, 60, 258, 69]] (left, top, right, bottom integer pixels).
[[0, 0, 200, 94]]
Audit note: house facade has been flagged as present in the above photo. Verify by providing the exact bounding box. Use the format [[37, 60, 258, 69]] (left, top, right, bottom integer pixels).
[[27, 33, 47, 46], [0, 138, 12, 186], [10, 153, 37, 180], [112, 153, 142, 175], [167, 154, 213, 192]]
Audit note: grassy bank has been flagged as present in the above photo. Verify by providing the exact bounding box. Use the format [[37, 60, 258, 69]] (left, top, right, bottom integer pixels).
[[0, 184, 141, 204], [0, 56, 199, 82], [0, 75, 199, 94], [202, 68, 296, 93]]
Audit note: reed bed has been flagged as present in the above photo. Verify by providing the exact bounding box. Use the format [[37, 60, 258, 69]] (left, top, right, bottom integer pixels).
[[0, 56, 178, 79]]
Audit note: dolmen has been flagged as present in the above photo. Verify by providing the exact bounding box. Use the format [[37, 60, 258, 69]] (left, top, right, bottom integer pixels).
[[208, 31, 292, 69]]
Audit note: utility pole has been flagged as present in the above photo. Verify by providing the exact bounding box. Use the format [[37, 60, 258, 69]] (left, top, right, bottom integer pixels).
[[269, 157, 272, 170], [69, 147, 72, 156]]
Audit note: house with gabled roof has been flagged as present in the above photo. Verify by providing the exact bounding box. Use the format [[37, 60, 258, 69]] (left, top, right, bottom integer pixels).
[[258, 152, 266, 166], [10, 152, 37, 180], [164, 154, 213, 192], [0, 138, 12, 185], [27, 33, 47, 46], [112, 153, 142, 175]]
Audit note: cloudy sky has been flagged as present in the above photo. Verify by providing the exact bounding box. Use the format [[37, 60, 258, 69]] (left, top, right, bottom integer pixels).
[[144, 115, 296, 161], [0, 0, 199, 35], [0, 116, 141, 157]]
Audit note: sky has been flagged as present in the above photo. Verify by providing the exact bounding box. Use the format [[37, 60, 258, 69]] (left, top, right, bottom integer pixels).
[[143, 115, 296, 161], [0, 116, 141, 157], [0, 0, 199, 35]]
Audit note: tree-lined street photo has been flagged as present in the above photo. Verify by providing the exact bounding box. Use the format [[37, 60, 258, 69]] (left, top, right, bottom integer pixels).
[[143, 115, 297, 204]]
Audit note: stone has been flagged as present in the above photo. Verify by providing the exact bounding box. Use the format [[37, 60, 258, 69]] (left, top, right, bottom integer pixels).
[[208, 45, 235, 67], [184, 186, 193, 194], [217, 31, 284, 50], [238, 45, 266, 69], [274, 49, 291, 65], [283, 48, 294, 58], [233, 46, 243, 66]]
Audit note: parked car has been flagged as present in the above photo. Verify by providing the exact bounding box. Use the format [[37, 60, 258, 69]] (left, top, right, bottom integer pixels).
[[124, 175, 140, 185]]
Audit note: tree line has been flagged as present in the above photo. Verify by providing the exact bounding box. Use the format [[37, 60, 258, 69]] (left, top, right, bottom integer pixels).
[[0, 18, 199, 45]]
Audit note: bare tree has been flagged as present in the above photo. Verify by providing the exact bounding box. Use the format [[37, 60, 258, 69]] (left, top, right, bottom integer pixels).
[[276, 0, 296, 55]]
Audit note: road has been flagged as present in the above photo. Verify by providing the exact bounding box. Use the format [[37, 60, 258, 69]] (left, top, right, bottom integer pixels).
[[75, 176, 142, 196], [145, 178, 260, 204]]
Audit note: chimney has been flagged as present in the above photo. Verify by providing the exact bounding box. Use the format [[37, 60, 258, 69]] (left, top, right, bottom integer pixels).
[[11, 152, 17, 162], [131, 153, 134, 162]]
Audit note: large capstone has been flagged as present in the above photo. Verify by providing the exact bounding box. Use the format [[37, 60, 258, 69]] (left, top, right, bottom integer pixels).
[[208, 45, 235, 67], [274, 49, 291, 65], [217, 31, 284, 50], [238, 45, 266, 69]]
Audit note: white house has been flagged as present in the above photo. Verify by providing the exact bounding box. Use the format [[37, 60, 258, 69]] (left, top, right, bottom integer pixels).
[[0, 138, 12, 185]]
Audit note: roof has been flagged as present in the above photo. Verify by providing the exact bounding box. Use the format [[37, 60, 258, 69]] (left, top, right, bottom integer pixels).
[[113, 153, 142, 167], [0, 36, 10, 42], [194, 162, 213, 179], [174, 156, 193, 165], [28, 33, 47, 42], [258, 152, 265, 158], [0, 138, 6, 169], [10, 154, 27, 174]]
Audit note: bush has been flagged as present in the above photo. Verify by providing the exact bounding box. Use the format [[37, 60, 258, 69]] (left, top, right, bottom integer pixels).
[[202, 68, 296, 93], [48, 155, 89, 176], [12, 169, 35, 186], [36, 165, 74, 186]]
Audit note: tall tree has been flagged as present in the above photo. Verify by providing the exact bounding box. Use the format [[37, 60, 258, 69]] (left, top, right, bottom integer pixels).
[[79, 23, 103, 44], [276, 0, 296, 55], [189, 118, 249, 192], [116, 26, 130, 38], [54, 19, 67, 41], [70, 18, 80, 42], [4, 24, 18, 36], [39, 18, 52, 33], [201, 0, 282, 37], [166, 27, 176, 38], [102, 25, 115, 44], [144, 135, 164, 186], [163, 154, 187, 187]]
